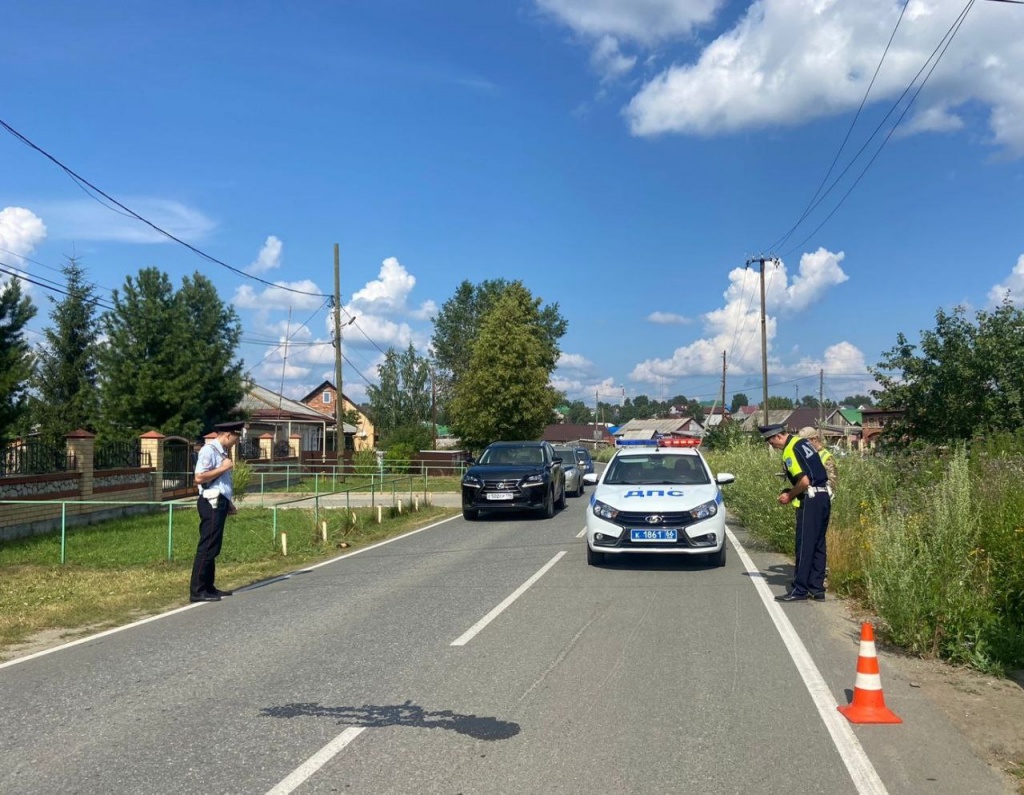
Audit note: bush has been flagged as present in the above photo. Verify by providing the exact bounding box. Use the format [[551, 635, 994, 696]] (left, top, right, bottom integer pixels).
[[232, 458, 252, 503], [351, 449, 379, 477], [383, 444, 415, 474]]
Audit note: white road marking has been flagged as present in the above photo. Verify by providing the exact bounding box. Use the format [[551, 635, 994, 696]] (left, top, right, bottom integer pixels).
[[725, 526, 889, 795], [0, 514, 463, 670], [265, 727, 366, 795], [576, 526, 586, 538], [450, 551, 567, 646]]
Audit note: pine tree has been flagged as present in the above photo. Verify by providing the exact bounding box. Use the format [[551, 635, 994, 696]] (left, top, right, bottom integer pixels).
[[0, 276, 37, 437], [31, 257, 100, 442]]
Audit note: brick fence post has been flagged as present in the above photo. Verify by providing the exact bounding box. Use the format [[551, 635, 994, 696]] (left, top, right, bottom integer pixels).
[[139, 430, 165, 501], [65, 429, 95, 499]]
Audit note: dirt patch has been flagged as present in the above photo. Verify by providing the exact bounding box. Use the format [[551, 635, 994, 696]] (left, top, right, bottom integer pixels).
[[889, 655, 1024, 793]]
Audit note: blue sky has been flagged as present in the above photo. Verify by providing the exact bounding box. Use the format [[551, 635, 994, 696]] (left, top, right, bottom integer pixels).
[[3, 0, 1023, 411]]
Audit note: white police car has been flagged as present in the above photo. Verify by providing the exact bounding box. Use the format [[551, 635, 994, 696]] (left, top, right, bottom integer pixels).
[[583, 438, 735, 567]]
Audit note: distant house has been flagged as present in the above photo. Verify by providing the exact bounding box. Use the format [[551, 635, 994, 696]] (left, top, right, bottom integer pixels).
[[820, 407, 863, 448], [299, 380, 376, 452], [860, 407, 905, 449], [239, 383, 356, 455], [542, 423, 614, 447], [738, 407, 826, 436], [701, 405, 731, 428], [613, 417, 703, 442]]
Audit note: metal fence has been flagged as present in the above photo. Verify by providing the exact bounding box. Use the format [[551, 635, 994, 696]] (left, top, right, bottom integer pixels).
[[94, 439, 143, 470], [1, 438, 74, 477]]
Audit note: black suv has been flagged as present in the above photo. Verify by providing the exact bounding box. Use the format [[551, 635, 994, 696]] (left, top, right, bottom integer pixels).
[[461, 441, 566, 520]]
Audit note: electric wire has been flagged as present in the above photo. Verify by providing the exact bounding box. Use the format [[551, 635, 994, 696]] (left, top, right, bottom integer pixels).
[[782, 0, 976, 258], [0, 117, 329, 299], [768, 0, 910, 255], [774, 0, 976, 258]]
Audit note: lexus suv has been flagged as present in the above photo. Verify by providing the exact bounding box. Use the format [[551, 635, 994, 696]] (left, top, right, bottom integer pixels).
[[461, 441, 566, 520]]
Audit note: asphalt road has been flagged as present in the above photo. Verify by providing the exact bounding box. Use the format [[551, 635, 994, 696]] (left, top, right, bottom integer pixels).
[[0, 494, 1009, 794]]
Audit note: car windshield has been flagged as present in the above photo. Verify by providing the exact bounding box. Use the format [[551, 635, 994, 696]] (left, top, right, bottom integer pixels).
[[479, 446, 544, 466], [553, 448, 576, 467], [574, 450, 590, 462], [604, 454, 710, 486]]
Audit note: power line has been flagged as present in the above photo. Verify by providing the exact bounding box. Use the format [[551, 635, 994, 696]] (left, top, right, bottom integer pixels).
[[768, 0, 911, 254], [0, 117, 329, 299], [783, 0, 976, 258], [768, 0, 976, 256]]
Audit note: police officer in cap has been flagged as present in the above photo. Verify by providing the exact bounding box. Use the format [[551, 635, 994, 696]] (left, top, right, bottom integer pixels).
[[759, 423, 831, 602], [190, 420, 244, 602]]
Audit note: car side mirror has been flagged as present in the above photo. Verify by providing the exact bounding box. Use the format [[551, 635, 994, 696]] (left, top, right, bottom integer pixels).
[[716, 472, 736, 485], [553, 457, 563, 464], [583, 473, 598, 485]]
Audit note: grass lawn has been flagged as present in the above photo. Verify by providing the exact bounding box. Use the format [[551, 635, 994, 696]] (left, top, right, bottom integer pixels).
[[0, 501, 457, 658]]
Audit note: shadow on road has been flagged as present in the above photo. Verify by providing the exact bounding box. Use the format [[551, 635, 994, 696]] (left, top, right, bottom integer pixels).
[[259, 699, 520, 741]]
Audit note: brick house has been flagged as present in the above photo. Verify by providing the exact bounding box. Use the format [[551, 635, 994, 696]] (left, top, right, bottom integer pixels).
[[300, 380, 376, 451]]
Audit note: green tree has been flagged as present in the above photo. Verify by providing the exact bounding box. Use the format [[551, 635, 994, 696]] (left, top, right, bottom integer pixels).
[[730, 392, 749, 413], [0, 277, 36, 437], [872, 300, 1024, 445], [97, 268, 245, 439], [449, 283, 560, 450], [871, 306, 980, 445], [765, 395, 794, 410], [366, 343, 431, 440], [30, 257, 100, 442], [840, 394, 874, 407], [564, 400, 592, 424], [431, 279, 566, 419]]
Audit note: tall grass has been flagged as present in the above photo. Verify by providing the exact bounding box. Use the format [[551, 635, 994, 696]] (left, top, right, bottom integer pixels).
[[706, 443, 1024, 673]]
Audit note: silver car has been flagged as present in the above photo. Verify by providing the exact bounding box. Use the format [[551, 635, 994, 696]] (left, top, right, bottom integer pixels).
[[554, 446, 585, 497]]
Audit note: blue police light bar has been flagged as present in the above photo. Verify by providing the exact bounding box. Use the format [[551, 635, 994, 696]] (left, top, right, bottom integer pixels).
[[615, 438, 660, 446]]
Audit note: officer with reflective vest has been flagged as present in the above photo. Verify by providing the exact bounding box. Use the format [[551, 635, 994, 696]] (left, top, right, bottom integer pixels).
[[798, 426, 837, 498], [759, 424, 831, 602]]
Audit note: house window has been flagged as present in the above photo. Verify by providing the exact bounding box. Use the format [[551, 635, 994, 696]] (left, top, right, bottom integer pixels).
[[323, 391, 332, 405]]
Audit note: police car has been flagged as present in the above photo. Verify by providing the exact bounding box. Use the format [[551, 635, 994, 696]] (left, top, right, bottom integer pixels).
[[583, 438, 735, 567]]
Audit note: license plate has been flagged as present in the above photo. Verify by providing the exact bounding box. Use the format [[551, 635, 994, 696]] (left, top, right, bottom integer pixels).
[[630, 529, 678, 542], [486, 492, 514, 501]]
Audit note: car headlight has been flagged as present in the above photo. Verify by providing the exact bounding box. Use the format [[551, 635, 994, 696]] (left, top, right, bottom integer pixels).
[[592, 499, 619, 521], [689, 499, 718, 520], [522, 473, 544, 485], [463, 475, 482, 488]]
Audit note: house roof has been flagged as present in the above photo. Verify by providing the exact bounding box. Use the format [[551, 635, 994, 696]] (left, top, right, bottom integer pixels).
[[242, 384, 357, 433], [613, 418, 703, 436], [298, 379, 359, 408], [542, 423, 614, 443], [838, 408, 862, 425], [739, 407, 824, 434]]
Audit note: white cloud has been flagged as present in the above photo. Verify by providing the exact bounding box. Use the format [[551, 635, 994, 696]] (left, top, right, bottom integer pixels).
[[232, 280, 326, 311], [647, 310, 692, 325], [0, 207, 47, 260], [248, 235, 283, 274], [32, 197, 216, 242], [349, 256, 436, 320], [987, 254, 1024, 307], [550, 374, 620, 402], [630, 247, 850, 383], [591, 35, 638, 81], [535, 0, 721, 44], [557, 352, 597, 375], [622, 0, 1024, 155]]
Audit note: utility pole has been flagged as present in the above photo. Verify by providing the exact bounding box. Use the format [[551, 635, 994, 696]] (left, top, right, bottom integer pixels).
[[332, 243, 344, 457], [819, 368, 824, 425], [747, 256, 778, 426], [720, 350, 727, 418]]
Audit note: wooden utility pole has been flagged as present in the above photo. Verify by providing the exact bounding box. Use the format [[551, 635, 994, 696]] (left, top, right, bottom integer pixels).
[[333, 243, 344, 455], [720, 350, 727, 417], [819, 368, 825, 425], [747, 257, 776, 426]]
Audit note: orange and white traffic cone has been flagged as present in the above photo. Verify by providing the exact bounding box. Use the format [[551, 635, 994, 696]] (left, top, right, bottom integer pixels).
[[837, 622, 902, 724]]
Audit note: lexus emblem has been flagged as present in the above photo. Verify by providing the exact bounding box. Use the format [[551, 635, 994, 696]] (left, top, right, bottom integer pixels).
[[646, 515, 662, 524]]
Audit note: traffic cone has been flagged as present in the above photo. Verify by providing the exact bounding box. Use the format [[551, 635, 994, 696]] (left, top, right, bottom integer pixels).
[[837, 622, 902, 724]]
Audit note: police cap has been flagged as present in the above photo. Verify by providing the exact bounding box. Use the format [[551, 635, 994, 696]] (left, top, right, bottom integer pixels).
[[758, 423, 786, 440], [213, 420, 245, 434]]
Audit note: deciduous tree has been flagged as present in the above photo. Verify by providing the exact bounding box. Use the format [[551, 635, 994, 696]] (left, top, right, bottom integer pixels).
[[366, 343, 431, 441], [449, 283, 560, 450]]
